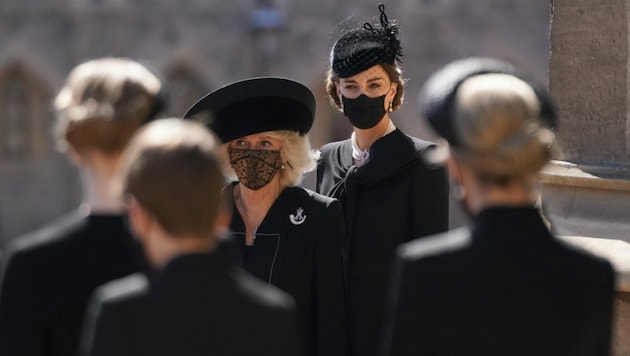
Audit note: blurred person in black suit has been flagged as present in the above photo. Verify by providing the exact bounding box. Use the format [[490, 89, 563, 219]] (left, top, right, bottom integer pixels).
[[380, 57, 615, 356], [0, 58, 163, 356], [81, 118, 300, 356]]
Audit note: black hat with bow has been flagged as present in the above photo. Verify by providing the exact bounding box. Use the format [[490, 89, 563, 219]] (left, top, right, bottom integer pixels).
[[330, 4, 403, 78]]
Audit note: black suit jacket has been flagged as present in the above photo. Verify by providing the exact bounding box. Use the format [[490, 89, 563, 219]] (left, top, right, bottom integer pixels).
[[381, 207, 615, 356], [227, 185, 346, 356], [316, 129, 449, 356], [0, 212, 142, 356], [82, 250, 301, 356]]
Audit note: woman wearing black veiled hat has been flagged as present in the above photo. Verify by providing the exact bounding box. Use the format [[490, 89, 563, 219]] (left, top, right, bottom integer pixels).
[[316, 5, 449, 356], [184, 77, 346, 356], [380, 58, 615, 356]]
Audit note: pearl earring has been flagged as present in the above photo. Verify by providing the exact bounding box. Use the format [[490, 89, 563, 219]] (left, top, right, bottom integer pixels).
[[388, 101, 394, 113]]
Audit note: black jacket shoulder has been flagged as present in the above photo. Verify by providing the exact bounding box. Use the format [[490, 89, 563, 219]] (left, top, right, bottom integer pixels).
[[397, 227, 471, 262], [298, 186, 339, 206], [5, 212, 86, 258]]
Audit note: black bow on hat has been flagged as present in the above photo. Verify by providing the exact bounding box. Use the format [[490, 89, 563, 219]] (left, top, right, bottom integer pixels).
[[330, 4, 403, 78]]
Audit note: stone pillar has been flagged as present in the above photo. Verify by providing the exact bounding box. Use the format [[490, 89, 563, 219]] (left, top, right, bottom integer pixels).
[[545, 1, 630, 354]]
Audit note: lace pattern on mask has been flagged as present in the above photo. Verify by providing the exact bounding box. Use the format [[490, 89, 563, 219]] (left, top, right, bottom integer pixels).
[[229, 148, 282, 190]]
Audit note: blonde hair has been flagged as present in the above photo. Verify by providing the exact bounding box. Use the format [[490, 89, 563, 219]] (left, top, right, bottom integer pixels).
[[451, 73, 554, 185], [54, 57, 162, 156], [121, 119, 225, 237], [219, 130, 318, 188]]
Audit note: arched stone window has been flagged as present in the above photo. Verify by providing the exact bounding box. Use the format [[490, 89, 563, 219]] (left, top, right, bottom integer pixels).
[[0, 63, 51, 161], [0, 69, 32, 159]]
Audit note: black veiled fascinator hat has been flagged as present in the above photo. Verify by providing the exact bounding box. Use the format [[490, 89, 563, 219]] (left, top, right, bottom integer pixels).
[[419, 57, 557, 147], [183, 77, 315, 143], [330, 4, 403, 78]]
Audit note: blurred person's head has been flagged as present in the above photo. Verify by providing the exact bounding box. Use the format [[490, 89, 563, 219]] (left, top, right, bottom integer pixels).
[[54, 57, 163, 158], [184, 77, 317, 191], [420, 57, 556, 215], [120, 119, 227, 267], [326, 4, 405, 129]]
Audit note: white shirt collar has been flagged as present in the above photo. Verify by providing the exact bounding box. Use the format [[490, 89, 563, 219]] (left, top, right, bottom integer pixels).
[[351, 120, 396, 167]]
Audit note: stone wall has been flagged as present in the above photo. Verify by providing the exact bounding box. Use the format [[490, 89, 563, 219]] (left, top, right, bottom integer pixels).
[[546, 1, 630, 353], [0, 0, 551, 246]]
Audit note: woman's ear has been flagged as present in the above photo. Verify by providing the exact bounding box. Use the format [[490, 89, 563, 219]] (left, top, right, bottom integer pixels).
[[390, 82, 398, 96], [386, 82, 398, 112]]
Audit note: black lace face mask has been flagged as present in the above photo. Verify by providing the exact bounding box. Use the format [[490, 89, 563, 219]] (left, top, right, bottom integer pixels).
[[228, 148, 283, 190]]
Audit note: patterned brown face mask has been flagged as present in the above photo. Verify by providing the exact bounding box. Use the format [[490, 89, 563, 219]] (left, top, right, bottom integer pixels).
[[228, 148, 283, 190]]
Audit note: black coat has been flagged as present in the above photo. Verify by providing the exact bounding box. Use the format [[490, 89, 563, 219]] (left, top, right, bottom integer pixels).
[[0, 213, 142, 356], [82, 251, 300, 356], [381, 207, 615, 356], [316, 129, 449, 356], [227, 185, 346, 356]]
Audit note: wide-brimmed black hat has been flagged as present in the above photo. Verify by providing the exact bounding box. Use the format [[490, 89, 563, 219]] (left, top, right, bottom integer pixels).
[[183, 77, 315, 143], [330, 4, 403, 78], [419, 57, 557, 147]]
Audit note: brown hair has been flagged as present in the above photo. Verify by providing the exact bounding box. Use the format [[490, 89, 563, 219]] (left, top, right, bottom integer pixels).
[[325, 63, 405, 111], [120, 119, 225, 238], [54, 58, 162, 156], [451, 73, 553, 186]]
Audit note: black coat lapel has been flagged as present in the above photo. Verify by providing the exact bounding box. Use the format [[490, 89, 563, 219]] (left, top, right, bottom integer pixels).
[[352, 129, 419, 186]]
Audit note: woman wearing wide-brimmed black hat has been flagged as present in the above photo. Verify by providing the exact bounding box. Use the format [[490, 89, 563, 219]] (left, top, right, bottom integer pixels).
[[185, 77, 346, 356], [316, 5, 449, 356], [380, 57, 615, 356]]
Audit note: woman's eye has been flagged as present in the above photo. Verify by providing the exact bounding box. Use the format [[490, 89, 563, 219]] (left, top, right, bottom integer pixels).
[[369, 83, 382, 89], [260, 141, 272, 148], [234, 140, 248, 148], [344, 85, 357, 90]]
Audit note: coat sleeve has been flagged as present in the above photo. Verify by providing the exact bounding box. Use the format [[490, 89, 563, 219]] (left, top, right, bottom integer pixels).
[[411, 147, 449, 239], [315, 147, 331, 195], [273, 303, 304, 356], [313, 198, 347, 356], [81, 292, 131, 356], [379, 253, 430, 356], [0, 248, 48, 356], [593, 262, 615, 356]]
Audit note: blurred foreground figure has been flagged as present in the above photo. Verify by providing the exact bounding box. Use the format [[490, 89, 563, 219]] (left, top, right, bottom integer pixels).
[[81, 119, 300, 356], [380, 57, 615, 356], [0, 58, 163, 356]]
